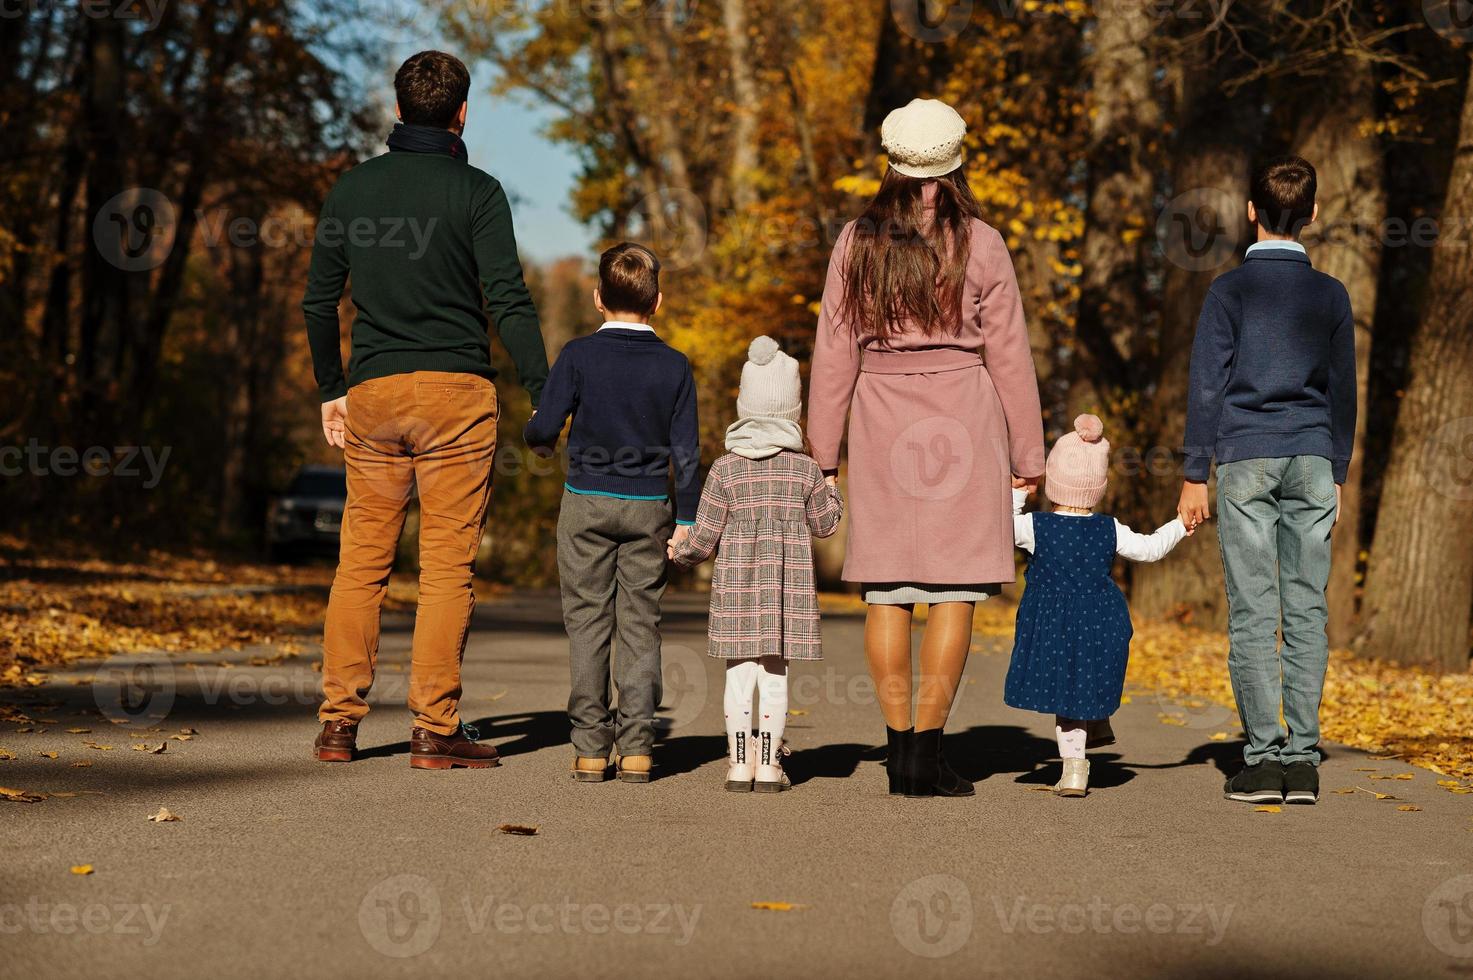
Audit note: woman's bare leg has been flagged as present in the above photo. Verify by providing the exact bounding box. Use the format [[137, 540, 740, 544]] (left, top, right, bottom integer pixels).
[[914, 601, 975, 732], [865, 603, 914, 730]]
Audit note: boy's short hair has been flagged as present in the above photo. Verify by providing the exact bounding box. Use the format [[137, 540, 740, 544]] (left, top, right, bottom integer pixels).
[[1250, 155, 1317, 236], [598, 242, 661, 315], [395, 51, 471, 128]]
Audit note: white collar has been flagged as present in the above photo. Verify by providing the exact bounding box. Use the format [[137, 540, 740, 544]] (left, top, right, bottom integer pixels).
[[598, 320, 656, 334], [1246, 239, 1306, 255]]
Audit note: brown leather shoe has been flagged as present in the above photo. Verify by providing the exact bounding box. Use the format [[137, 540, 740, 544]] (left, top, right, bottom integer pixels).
[[314, 720, 358, 762], [409, 724, 500, 770]]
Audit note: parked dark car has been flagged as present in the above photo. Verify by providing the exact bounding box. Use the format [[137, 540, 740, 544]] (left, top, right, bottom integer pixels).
[[267, 465, 347, 560]]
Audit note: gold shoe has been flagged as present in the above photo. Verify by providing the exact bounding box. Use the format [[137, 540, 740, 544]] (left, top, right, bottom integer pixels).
[[615, 754, 652, 783], [1054, 758, 1089, 797], [571, 756, 610, 782]]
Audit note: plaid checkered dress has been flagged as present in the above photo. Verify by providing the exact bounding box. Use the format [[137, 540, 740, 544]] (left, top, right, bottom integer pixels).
[[673, 451, 844, 660]]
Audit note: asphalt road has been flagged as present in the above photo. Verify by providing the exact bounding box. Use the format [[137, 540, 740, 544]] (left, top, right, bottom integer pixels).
[[3, 589, 1472, 979]]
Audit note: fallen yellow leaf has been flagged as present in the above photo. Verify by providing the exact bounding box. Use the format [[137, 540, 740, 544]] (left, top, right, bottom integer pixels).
[[66, 728, 91, 734], [750, 901, 804, 911], [147, 807, 181, 823], [70, 761, 91, 768], [1397, 804, 1422, 812], [0, 748, 14, 760], [70, 865, 93, 875], [1208, 732, 1228, 741], [37, 751, 58, 759], [0, 786, 46, 802], [1255, 805, 1282, 813]]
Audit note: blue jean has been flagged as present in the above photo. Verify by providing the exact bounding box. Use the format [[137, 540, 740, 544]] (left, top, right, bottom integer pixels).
[[1216, 456, 1337, 766]]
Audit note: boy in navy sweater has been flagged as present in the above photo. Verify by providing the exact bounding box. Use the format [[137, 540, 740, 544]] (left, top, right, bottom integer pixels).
[[1177, 156, 1356, 808], [525, 243, 700, 783]]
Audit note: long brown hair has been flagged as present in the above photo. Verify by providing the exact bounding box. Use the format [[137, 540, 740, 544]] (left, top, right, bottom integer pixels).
[[838, 167, 983, 339]]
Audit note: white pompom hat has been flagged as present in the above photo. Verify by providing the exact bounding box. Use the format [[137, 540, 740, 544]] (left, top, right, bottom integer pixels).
[[737, 336, 802, 423], [881, 98, 967, 179]]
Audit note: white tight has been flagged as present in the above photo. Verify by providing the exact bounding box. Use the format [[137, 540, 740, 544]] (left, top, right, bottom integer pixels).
[[1055, 716, 1087, 760], [724, 657, 788, 763]]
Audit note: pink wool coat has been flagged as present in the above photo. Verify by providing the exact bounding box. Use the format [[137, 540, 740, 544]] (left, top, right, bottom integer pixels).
[[808, 204, 1045, 586]]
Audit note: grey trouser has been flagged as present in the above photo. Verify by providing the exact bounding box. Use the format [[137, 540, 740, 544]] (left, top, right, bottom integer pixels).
[[1217, 456, 1337, 767], [557, 490, 673, 757]]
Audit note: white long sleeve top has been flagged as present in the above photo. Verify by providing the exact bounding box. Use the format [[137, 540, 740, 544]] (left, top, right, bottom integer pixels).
[[1011, 489, 1187, 563]]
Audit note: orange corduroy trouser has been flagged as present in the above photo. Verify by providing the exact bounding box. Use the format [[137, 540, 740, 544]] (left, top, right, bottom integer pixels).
[[319, 371, 498, 735]]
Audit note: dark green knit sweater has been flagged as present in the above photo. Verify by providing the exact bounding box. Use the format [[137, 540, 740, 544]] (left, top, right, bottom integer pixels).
[[302, 145, 548, 405]]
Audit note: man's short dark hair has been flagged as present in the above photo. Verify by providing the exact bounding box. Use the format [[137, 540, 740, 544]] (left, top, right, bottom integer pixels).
[[598, 242, 661, 315], [395, 51, 471, 128], [1250, 155, 1317, 236]]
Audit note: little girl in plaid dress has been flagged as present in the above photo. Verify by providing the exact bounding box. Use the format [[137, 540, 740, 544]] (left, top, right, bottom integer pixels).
[[672, 337, 844, 792]]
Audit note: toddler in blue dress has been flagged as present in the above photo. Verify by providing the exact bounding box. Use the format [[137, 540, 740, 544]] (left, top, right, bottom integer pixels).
[[1004, 414, 1190, 797]]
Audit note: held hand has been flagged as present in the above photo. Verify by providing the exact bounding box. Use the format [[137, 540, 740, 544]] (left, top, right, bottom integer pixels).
[[1012, 475, 1038, 495], [670, 524, 691, 555], [1178, 480, 1210, 531], [666, 541, 677, 561], [530, 444, 555, 460], [321, 396, 348, 450], [824, 474, 839, 489]]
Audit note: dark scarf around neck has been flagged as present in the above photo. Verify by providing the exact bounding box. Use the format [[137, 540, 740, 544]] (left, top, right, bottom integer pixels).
[[386, 123, 468, 161]]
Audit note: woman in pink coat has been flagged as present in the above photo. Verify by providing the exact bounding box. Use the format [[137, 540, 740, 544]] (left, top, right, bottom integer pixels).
[[809, 99, 1045, 798]]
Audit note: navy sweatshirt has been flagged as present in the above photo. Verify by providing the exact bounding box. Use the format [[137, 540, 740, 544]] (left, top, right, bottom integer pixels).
[[1183, 245, 1356, 484], [523, 326, 701, 523]]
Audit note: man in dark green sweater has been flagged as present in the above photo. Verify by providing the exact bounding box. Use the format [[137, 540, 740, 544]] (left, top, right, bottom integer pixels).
[[303, 50, 548, 770]]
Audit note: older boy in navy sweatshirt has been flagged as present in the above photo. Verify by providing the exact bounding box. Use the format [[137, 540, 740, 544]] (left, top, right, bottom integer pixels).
[[525, 243, 700, 783], [1178, 156, 1356, 807]]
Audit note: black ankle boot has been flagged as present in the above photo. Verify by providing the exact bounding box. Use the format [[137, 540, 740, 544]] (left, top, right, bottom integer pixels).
[[934, 738, 975, 798], [905, 728, 941, 798], [885, 726, 912, 795]]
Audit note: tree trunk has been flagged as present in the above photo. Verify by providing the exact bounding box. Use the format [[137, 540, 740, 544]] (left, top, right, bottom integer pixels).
[[720, 0, 760, 211], [1357, 58, 1473, 672], [1076, 0, 1157, 395], [1129, 89, 1254, 627], [218, 201, 266, 538], [1297, 66, 1384, 648]]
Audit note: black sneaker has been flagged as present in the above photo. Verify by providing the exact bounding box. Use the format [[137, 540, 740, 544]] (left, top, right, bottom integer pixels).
[[1223, 761, 1285, 804], [1283, 761, 1319, 804]]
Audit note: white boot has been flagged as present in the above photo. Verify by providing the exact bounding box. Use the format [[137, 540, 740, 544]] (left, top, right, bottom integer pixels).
[[754, 732, 791, 793], [1054, 758, 1089, 797], [725, 729, 755, 792]]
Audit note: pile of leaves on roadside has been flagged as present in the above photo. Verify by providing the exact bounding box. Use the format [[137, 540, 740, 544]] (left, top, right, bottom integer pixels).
[[0, 537, 420, 680]]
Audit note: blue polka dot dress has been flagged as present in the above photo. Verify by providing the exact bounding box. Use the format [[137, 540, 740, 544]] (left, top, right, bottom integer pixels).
[[1004, 512, 1133, 720]]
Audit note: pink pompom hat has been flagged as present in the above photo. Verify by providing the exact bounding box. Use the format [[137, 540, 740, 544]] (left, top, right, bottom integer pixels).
[[1044, 414, 1110, 510]]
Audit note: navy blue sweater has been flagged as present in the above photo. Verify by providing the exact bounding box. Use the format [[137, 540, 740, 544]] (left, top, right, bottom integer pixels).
[[1183, 246, 1356, 484], [523, 327, 701, 523]]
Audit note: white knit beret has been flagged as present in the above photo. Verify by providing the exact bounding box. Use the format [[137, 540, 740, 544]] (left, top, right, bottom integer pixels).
[[881, 98, 967, 179]]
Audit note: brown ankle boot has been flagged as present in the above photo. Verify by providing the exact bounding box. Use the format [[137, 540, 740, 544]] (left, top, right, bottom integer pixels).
[[314, 720, 358, 762], [409, 724, 500, 770]]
